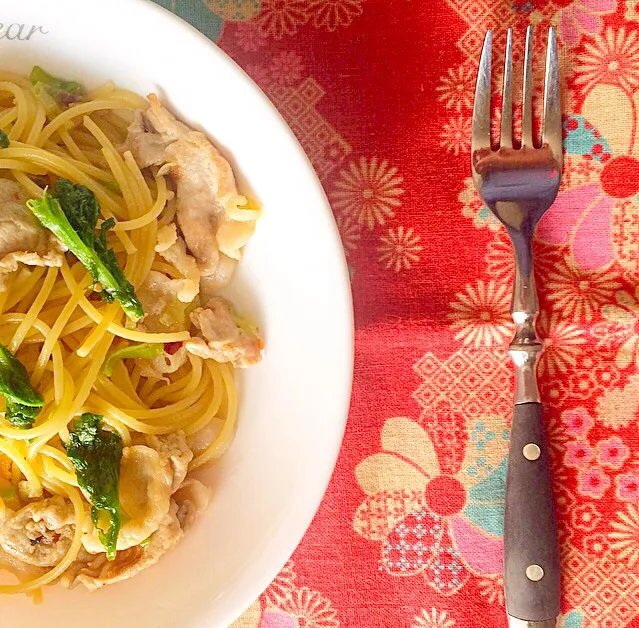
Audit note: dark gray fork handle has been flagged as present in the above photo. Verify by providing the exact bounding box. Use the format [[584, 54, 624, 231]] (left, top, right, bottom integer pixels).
[[504, 402, 560, 625]]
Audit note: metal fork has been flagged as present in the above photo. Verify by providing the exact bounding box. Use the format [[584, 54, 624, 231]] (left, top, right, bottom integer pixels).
[[471, 27, 562, 628]]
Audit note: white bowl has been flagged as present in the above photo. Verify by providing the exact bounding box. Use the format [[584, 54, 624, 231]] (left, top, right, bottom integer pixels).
[[0, 2, 354, 626]]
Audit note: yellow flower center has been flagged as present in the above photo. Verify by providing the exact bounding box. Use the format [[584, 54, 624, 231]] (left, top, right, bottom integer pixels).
[[608, 60, 620, 72], [579, 280, 590, 291], [362, 188, 374, 199], [479, 310, 491, 321]]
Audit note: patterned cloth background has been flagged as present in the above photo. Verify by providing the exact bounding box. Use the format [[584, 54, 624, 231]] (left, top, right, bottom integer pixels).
[[154, 1, 639, 627]]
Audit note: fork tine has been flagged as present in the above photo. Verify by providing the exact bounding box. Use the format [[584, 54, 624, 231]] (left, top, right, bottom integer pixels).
[[521, 25, 534, 147], [500, 29, 513, 148], [543, 27, 562, 164], [472, 30, 492, 154]]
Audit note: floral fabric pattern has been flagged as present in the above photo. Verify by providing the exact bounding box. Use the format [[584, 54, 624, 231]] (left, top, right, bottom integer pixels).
[[158, 0, 639, 626]]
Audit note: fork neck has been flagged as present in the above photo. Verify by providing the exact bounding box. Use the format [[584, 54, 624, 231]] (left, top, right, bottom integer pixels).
[[508, 234, 542, 405]]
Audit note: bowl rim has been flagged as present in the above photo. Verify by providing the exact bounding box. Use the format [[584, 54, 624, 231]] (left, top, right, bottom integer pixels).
[[130, 2, 355, 618]]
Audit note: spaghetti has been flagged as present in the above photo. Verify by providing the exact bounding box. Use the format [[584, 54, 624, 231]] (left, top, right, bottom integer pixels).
[[0, 68, 259, 595]]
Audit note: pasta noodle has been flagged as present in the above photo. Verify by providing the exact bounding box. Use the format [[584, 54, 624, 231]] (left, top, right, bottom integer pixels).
[[0, 70, 249, 596]]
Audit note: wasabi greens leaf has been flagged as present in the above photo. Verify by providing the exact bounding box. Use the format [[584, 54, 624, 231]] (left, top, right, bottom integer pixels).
[[103, 343, 165, 377], [27, 181, 144, 321], [29, 65, 84, 106], [0, 344, 43, 429], [65, 414, 122, 560]]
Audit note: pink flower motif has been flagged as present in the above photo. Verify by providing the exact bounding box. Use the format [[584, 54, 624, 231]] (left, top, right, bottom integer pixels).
[[564, 441, 594, 468], [260, 611, 297, 628], [233, 22, 267, 53], [578, 467, 611, 499], [270, 51, 304, 86], [246, 63, 271, 89], [536, 178, 615, 272], [597, 436, 630, 469], [616, 473, 639, 501], [558, 0, 617, 47], [562, 407, 594, 439]]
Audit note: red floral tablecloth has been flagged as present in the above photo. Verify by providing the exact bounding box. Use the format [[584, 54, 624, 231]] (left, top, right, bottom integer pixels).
[[156, 1, 639, 627]]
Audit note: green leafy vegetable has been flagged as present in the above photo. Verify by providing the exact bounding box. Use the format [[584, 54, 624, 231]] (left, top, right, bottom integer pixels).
[[65, 413, 122, 560], [27, 181, 144, 321], [0, 131, 9, 149], [103, 343, 164, 377], [29, 65, 85, 106], [5, 400, 40, 429], [0, 344, 43, 429]]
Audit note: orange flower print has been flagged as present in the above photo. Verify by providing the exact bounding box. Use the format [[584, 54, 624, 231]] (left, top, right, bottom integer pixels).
[[596, 374, 639, 429], [412, 607, 456, 627], [354, 416, 508, 595], [575, 27, 639, 94], [307, 0, 364, 31], [440, 115, 472, 156], [477, 574, 505, 607], [232, 562, 339, 628], [377, 226, 423, 272], [332, 156, 404, 230], [592, 288, 639, 368], [264, 561, 296, 608], [448, 280, 512, 348], [274, 588, 339, 627], [436, 65, 474, 113], [485, 231, 514, 281], [335, 213, 361, 254], [610, 504, 639, 567], [628, 0, 639, 21], [257, 0, 309, 39], [537, 313, 586, 377], [544, 261, 621, 322]]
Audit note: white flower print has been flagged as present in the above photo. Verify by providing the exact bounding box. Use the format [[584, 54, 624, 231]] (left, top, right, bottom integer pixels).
[[336, 213, 361, 254], [412, 607, 456, 628], [332, 156, 404, 230], [448, 280, 512, 348], [440, 116, 472, 156], [436, 64, 474, 112], [377, 226, 422, 272]]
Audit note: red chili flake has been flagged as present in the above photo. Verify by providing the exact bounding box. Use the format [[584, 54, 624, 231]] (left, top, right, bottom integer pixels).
[[164, 342, 182, 355]]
